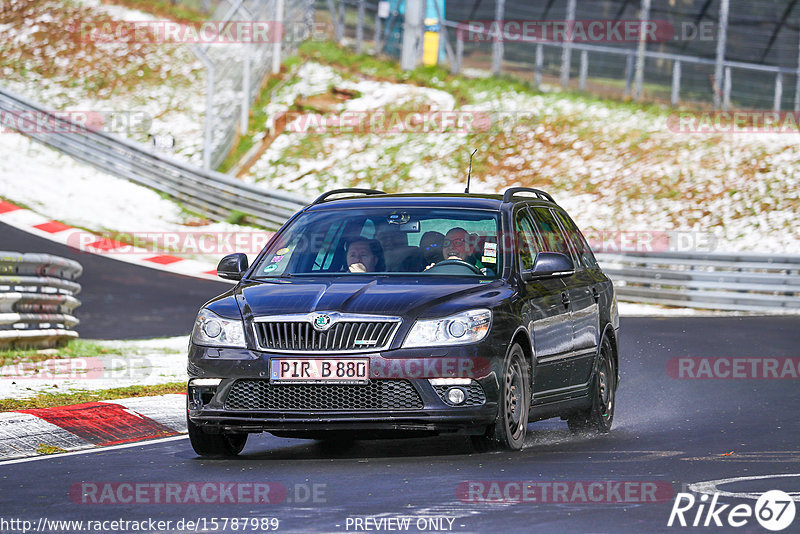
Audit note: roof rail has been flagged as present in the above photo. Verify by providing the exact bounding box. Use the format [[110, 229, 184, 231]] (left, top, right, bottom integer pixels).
[[311, 188, 386, 205], [502, 187, 555, 204]]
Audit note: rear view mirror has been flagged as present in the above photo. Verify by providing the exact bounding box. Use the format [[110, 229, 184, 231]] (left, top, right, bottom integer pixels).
[[521, 252, 574, 281], [217, 253, 249, 280]]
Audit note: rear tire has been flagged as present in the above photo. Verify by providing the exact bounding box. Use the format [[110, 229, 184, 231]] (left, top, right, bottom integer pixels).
[[472, 343, 530, 452], [187, 417, 247, 457], [567, 337, 615, 434]]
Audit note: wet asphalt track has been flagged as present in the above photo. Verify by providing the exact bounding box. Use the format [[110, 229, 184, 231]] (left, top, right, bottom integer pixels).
[[3, 223, 800, 532]]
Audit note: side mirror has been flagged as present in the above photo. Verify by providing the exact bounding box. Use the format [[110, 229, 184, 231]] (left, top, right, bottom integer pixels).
[[217, 253, 249, 281], [521, 252, 574, 281]]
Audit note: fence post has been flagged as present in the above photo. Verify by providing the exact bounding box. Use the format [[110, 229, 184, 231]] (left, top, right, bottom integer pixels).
[[579, 50, 588, 91], [774, 72, 783, 111], [339, 0, 345, 40], [723, 66, 731, 111], [272, 0, 285, 74], [492, 0, 505, 75], [713, 0, 730, 109], [624, 52, 634, 97], [795, 35, 800, 111], [374, 2, 383, 49], [454, 28, 463, 74], [534, 43, 543, 87], [401, 0, 424, 70], [634, 0, 651, 100], [561, 0, 576, 88], [192, 46, 215, 170], [357, 0, 365, 53], [327, 0, 343, 42], [671, 60, 681, 106], [432, 0, 457, 72], [240, 51, 250, 135]]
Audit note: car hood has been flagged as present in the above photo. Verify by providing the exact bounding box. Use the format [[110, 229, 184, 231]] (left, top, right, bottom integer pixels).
[[234, 276, 506, 319]]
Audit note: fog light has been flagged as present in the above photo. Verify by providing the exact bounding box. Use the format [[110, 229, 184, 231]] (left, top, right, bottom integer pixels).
[[446, 387, 466, 405]]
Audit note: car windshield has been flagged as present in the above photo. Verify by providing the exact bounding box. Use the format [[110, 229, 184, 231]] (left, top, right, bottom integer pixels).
[[252, 207, 502, 278]]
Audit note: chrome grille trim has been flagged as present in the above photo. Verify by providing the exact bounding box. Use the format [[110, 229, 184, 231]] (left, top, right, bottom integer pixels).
[[252, 312, 401, 353]]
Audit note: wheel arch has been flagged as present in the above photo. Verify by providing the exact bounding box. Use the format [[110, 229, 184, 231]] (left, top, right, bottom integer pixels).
[[600, 322, 619, 389], [509, 325, 534, 387]]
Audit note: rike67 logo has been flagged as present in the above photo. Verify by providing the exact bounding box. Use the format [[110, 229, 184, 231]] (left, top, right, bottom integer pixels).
[[668, 490, 796, 531]]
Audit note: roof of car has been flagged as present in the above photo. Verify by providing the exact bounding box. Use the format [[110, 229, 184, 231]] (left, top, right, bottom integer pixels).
[[305, 192, 555, 211]]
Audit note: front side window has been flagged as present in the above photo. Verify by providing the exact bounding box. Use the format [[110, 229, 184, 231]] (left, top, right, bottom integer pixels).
[[514, 209, 540, 271], [252, 208, 503, 278]]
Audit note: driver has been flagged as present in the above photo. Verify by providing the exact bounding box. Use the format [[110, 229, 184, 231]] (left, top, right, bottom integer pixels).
[[425, 227, 494, 275]]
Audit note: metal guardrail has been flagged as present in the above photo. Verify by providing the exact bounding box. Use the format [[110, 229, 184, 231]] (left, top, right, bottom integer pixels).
[[0, 252, 83, 348], [597, 251, 800, 312], [0, 88, 310, 230]]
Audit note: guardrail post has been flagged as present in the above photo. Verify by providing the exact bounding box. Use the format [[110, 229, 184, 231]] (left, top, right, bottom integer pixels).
[[492, 0, 505, 76], [579, 50, 588, 91], [634, 0, 651, 100], [774, 72, 784, 111], [713, 0, 730, 109], [560, 0, 576, 88], [671, 60, 681, 106], [534, 43, 543, 87]]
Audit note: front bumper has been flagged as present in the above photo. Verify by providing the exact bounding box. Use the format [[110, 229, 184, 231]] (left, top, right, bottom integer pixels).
[[187, 344, 501, 436]]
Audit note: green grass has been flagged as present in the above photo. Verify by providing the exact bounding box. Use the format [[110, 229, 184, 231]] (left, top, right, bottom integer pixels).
[[0, 340, 115, 367], [0, 382, 185, 411], [36, 444, 68, 455]]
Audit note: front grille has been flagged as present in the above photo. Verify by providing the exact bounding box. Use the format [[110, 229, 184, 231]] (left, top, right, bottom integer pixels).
[[225, 379, 423, 411], [433, 381, 487, 406], [253, 320, 397, 352]]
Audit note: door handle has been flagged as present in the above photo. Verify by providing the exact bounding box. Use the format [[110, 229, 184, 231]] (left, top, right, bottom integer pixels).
[[561, 292, 570, 308], [591, 287, 600, 302]]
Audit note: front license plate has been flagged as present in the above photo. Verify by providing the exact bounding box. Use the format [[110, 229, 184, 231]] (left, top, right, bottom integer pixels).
[[270, 358, 369, 384]]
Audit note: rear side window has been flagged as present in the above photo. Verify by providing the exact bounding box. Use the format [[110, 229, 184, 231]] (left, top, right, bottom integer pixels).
[[554, 211, 599, 269], [530, 207, 573, 259]]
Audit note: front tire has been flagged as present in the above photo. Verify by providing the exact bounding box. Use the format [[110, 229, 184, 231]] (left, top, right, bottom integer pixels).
[[567, 337, 615, 434], [187, 417, 247, 457], [472, 343, 530, 452]]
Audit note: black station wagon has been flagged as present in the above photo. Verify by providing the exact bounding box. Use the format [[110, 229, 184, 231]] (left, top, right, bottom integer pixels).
[[187, 188, 620, 455]]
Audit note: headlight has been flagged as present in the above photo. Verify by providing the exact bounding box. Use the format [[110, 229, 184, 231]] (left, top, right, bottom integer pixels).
[[191, 309, 246, 348], [403, 309, 492, 348]]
